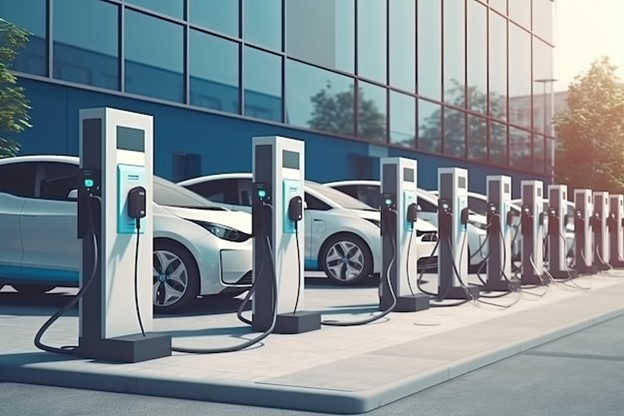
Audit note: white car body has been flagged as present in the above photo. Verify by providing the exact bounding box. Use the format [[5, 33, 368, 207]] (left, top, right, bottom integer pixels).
[[324, 180, 489, 269], [0, 155, 253, 312], [178, 173, 439, 284]]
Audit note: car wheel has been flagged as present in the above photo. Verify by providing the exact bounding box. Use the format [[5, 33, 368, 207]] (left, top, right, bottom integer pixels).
[[12, 284, 56, 294], [153, 240, 199, 313], [320, 234, 373, 285]]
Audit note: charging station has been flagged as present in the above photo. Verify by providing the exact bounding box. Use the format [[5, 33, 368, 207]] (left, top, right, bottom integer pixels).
[[593, 191, 611, 270], [546, 185, 577, 279], [77, 108, 171, 362], [573, 189, 596, 275], [608, 194, 624, 268], [251, 136, 321, 334], [520, 180, 545, 285], [379, 158, 430, 312], [437, 168, 480, 300], [482, 175, 514, 291]]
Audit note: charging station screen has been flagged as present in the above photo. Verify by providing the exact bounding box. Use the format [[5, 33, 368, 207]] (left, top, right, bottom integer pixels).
[[458, 176, 466, 189], [116, 126, 145, 152], [404, 168, 414, 183], [282, 150, 300, 170]]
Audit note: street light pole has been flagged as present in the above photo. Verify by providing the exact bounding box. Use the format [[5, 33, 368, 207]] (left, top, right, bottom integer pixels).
[[535, 78, 557, 184]]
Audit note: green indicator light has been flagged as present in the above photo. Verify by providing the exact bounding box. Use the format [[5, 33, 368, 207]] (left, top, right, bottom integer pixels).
[[258, 189, 266, 198], [84, 179, 94, 187], [385, 198, 392, 205]]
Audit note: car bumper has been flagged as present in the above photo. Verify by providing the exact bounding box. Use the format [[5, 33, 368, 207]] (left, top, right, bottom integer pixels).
[[220, 248, 253, 287]]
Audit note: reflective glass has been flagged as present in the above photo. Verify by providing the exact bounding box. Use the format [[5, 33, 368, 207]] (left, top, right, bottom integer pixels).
[[443, 0, 465, 106], [533, 135, 545, 173], [443, 108, 465, 157], [489, 121, 507, 165], [244, 0, 281, 51], [533, 38, 554, 135], [189, 0, 238, 37], [357, 0, 386, 83], [418, 0, 441, 100], [489, 12, 507, 120], [286, 0, 354, 73], [0, 0, 47, 75], [467, 1, 487, 114], [545, 137, 555, 177], [489, 0, 507, 15], [389, 0, 415, 91], [418, 99, 442, 153], [390, 91, 415, 147], [467, 115, 487, 161], [509, 0, 531, 29], [533, 0, 553, 43], [53, 0, 119, 90], [244, 47, 282, 122], [357, 81, 386, 142], [509, 128, 531, 170], [285, 59, 354, 136], [509, 24, 531, 129], [190, 30, 239, 113], [126, 0, 183, 19], [125, 10, 184, 102]]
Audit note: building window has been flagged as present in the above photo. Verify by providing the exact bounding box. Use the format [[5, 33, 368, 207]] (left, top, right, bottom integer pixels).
[[418, 99, 442, 153], [389, 91, 415, 148], [534, 0, 554, 43], [171, 153, 201, 182], [190, 30, 239, 114], [444, 107, 466, 158], [243, 0, 282, 51], [443, 0, 465, 107], [0, 0, 47, 76], [389, 0, 415, 92], [510, 128, 531, 171], [53, 0, 119, 90], [467, 1, 487, 114], [243, 47, 282, 122], [467, 115, 487, 161], [189, 0, 238, 37], [509, 0, 531, 29], [489, 12, 507, 121], [533, 135, 546, 173], [357, 0, 386, 83], [417, 0, 441, 100], [357, 81, 386, 142], [509, 24, 531, 129], [126, 0, 183, 19], [125, 10, 184, 102], [489, 121, 508, 166]]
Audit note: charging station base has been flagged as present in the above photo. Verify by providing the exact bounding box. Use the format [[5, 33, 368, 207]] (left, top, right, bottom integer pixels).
[[381, 294, 430, 312], [609, 261, 624, 269], [78, 333, 171, 363], [437, 286, 480, 300], [521, 273, 547, 286], [548, 269, 579, 279], [480, 279, 516, 292], [576, 264, 599, 275], [273, 311, 321, 334]]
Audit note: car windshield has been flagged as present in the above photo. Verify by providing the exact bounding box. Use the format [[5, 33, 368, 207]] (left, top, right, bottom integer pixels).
[[153, 176, 222, 209], [306, 181, 377, 210]]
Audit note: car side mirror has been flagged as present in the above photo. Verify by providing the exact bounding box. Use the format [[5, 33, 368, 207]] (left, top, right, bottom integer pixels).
[[67, 189, 78, 200]]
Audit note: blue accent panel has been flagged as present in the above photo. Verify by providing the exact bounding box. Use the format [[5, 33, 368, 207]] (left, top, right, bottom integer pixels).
[[283, 179, 301, 234], [304, 258, 319, 270], [12, 266, 78, 283], [0, 265, 22, 279], [117, 164, 146, 234], [404, 191, 415, 232]]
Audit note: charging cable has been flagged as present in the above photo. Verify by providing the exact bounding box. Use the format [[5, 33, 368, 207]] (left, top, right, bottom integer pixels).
[[134, 218, 146, 337], [292, 220, 302, 315]]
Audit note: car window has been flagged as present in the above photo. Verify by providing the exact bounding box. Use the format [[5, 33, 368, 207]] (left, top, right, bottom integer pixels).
[[0, 162, 37, 198], [306, 181, 375, 210], [468, 196, 489, 216], [183, 178, 239, 204], [154, 177, 220, 209], [305, 193, 330, 210], [417, 197, 437, 212], [40, 162, 79, 201]]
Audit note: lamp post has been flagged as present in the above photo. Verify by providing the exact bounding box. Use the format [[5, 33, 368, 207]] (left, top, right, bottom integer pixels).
[[535, 78, 557, 183]]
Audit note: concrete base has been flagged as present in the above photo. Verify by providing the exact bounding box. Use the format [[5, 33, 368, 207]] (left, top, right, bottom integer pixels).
[[521, 273, 547, 286], [576, 264, 599, 275], [549, 269, 579, 280], [479, 278, 517, 292], [273, 311, 321, 334], [382, 294, 430, 312], [78, 333, 171, 363], [437, 285, 480, 300], [609, 260, 624, 269]]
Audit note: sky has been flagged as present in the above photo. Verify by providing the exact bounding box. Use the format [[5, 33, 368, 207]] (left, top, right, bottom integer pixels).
[[554, 0, 624, 91]]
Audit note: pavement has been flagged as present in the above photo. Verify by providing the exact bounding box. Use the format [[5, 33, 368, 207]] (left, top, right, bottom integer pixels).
[[1, 271, 624, 414]]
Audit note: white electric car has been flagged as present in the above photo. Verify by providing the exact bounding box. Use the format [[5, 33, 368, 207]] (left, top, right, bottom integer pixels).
[[0, 155, 253, 313], [324, 180, 489, 272], [178, 173, 439, 285]]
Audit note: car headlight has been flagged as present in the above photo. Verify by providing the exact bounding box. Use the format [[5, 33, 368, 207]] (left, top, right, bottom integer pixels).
[[190, 220, 251, 242]]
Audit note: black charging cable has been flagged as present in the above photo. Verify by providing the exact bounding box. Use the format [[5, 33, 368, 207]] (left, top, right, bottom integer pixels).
[[292, 220, 302, 315], [34, 195, 99, 356], [134, 218, 146, 337]]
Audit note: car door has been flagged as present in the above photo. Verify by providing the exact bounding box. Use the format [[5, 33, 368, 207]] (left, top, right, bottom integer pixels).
[[0, 162, 37, 278], [20, 162, 80, 282]]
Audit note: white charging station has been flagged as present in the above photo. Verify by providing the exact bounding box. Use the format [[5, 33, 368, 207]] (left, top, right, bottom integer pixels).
[[251, 136, 321, 334], [379, 157, 429, 312], [77, 107, 171, 362], [437, 167, 479, 300], [520, 180, 545, 285], [593, 191, 610, 270], [573, 189, 596, 275], [608, 194, 624, 268], [546, 184, 576, 279], [482, 175, 513, 291]]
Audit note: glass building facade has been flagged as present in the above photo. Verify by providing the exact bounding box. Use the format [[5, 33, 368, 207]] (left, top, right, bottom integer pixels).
[[1, 0, 554, 182]]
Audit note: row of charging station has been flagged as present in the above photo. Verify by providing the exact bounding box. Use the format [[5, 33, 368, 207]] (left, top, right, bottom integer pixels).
[[34, 107, 622, 364]]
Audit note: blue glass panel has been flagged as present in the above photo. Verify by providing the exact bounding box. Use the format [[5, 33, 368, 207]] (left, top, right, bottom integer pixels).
[[125, 10, 184, 102], [126, 0, 183, 19], [467, 1, 487, 114], [418, 0, 441, 100], [244, 47, 282, 122], [418, 99, 441, 153], [390, 91, 415, 148], [286, 0, 354, 73], [467, 115, 487, 161], [357, 81, 386, 142], [444, 107, 465, 157], [443, 0, 465, 106], [244, 0, 281, 51], [357, 0, 386, 83], [489, 121, 508, 165], [285, 59, 354, 136], [190, 30, 239, 113], [489, 12, 507, 120], [53, 0, 119, 90], [0, 0, 47, 75], [189, 0, 238, 37], [389, 0, 415, 91], [509, 24, 531, 129], [510, 127, 531, 170]]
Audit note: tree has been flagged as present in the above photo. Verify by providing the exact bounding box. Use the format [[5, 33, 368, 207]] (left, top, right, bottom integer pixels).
[[308, 83, 386, 141], [554, 56, 624, 193], [0, 18, 31, 158]]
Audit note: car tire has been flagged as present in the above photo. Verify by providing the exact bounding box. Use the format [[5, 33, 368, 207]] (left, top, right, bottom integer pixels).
[[12, 284, 56, 294], [153, 240, 199, 314], [320, 234, 373, 285]]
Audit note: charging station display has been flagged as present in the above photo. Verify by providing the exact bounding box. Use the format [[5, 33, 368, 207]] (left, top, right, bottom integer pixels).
[[117, 164, 146, 234]]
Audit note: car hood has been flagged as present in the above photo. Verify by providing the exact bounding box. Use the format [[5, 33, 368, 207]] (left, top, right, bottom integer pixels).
[[349, 209, 438, 232], [163, 206, 252, 234]]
